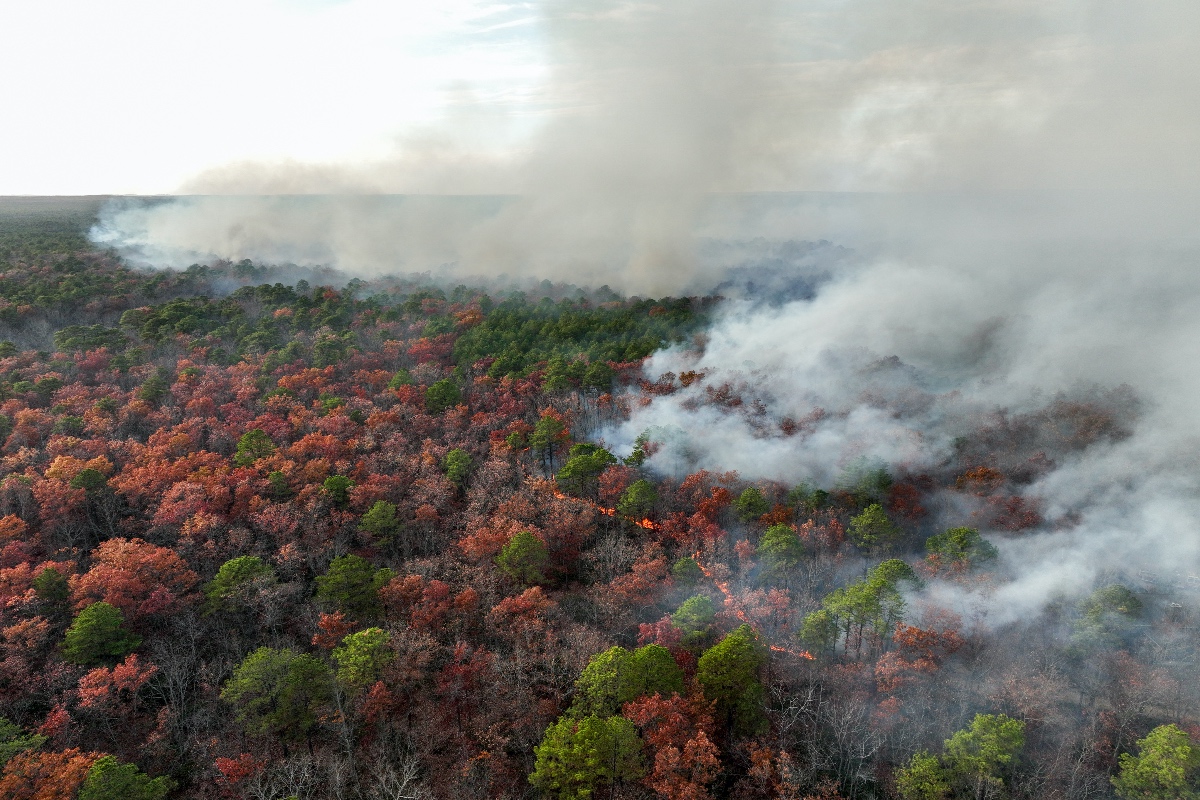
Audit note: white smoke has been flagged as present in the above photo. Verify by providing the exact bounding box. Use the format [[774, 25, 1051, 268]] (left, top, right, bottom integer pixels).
[[605, 205, 1200, 623], [88, 0, 1200, 620], [93, 1, 1200, 292]]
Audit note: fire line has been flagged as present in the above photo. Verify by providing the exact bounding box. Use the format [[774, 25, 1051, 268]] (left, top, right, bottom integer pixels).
[[549, 484, 812, 660]]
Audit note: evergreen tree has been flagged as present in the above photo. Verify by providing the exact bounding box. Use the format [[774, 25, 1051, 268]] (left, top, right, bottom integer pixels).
[[496, 530, 549, 586], [696, 624, 767, 736], [315, 555, 393, 619], [333, 628, 393, 692], [925, 526, 998, 566], [79, 756, 174, 800], [32, 566, 70, 621], [943, 714, 1026, 800], [321, 475, 356, 508], [556, 444, 617, 498], [733, 487, 769, 522], [443, 448, 472, 489], [0, 717, 46, 767], [233, 428, 276, 467], [616, 479, 658, 520], [62, 602, 141, 665], [204, 556, 275, 613], [1112, 724, 1200, 800], [221, 647, 334, 745], [530, 413, 568, 473], [848, 503, 901, 553], [670, 557, 703, 586], [359, 500, 403, 545], [671, 595, 716, 645], [572, 644, 684, 717], [530, 715, 644, 800], [425, 378, 462, 413], [1073, 584, 1144, 650], [758, 524, 804, 579], [896, 751, 952, 800]]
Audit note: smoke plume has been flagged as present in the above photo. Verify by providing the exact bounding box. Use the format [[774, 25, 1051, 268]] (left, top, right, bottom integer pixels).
[[606, 212, 1200, 623], [94, 1, 1200, 289], [91, 1, 1200, 621]]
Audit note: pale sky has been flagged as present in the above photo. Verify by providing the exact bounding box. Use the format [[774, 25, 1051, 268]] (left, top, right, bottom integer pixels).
[[4, 1, 1199, 197], [0, 0, 545, 195]]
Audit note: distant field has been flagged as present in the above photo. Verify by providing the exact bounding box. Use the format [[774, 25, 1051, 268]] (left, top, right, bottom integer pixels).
[[0, 195, 108, 223], [0, 196, 111, 256]]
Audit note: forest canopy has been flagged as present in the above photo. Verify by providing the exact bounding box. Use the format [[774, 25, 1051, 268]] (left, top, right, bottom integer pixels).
[[0, 200, 1192, 800]]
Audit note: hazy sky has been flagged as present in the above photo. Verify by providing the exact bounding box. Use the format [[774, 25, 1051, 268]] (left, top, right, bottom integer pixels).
[[6, 0, 1199, 198], [0, 0, 545, 195]]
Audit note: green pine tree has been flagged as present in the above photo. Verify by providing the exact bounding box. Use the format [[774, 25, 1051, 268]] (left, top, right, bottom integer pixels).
[[496, 530, 549, 585], [62, 602, 141, 665], [696, 624, 767, 736], [530, 715, 644, 800], [79, 756, 174, 800]]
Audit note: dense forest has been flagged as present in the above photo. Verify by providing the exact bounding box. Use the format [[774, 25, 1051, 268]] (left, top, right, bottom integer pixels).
[[0, 199, 1196, 800]]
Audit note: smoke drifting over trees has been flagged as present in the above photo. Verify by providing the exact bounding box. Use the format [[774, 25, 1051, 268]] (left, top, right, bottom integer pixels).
[[15, 2, 1192, 795], [608, 234, 1200, 623], [92, 0, 1200, 617], [94, 0, 1200, 286]]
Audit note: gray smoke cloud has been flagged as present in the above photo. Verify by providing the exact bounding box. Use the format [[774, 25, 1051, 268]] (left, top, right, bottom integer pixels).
[[604, 210, 1200, 624], [92, 1, 1200, 291], [91, 1, 1200, 622], [94, 0, 786, 292]]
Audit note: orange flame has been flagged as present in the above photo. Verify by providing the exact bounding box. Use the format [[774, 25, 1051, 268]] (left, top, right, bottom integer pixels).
[[692, 551, 814, 661], [548, 484, 811, 660], [551, 488, 658, 530], [691, 552, 749, 624]]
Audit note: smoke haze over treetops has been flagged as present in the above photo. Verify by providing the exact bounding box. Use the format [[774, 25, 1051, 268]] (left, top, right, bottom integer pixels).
[[94, 0, 1200, 289], [604, 227, 1200, 624], [92, 1, 1200, 621]]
